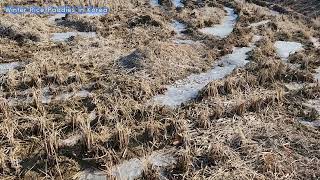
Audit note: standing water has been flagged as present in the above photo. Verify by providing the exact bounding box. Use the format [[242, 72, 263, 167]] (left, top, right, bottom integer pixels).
[[199, 7, 238, 39]]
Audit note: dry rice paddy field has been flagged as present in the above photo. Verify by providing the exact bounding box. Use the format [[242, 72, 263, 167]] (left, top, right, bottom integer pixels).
[[0, 0, 319, 179]]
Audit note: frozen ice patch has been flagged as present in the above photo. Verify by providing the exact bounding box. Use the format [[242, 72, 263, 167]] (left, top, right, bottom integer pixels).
[[172, 0, 184, 8], [199, 7, 238, 39], [51, 32, 97, 42], [274, 41, 303, 60], [0, 62, 23, 75], [112, 158, 144, 180], [48, 14, 66, 23], [173, 39, 196, 45], [314, 67, 320, 81], [150, 0, 160, 7], [299, 119, 320, 128], [79, 170, 106, 180], [249, 20, 270, 28], [171, 20, 187, 36], [310, 37, 320, 48], [111, 151, 176, 180], [270, 10, 280, 16], [152, 47, 253, 107]]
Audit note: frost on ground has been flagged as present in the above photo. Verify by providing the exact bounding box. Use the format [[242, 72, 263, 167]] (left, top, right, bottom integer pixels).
[[51, 32, 97, 41], [199, 7, 238, 38], [274, 41, 303, 60]]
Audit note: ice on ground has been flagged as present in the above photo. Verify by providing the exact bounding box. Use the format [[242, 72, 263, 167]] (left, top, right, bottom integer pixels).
[[172, 0, 184, 8], [274, 41, 303, 60], [270, 10, 280, 16], [171, 20, 187, 36], [112, 151, 176, 180], [173, 39, 196, 45], [51, 32, 97, 42], [249, 20, 270, 28], [6, 88, 91, 106], [43, 90, 91, 104], [284, 83, 304, 91], [299, 119, 320, 128], [48, 14, 66, 23], [0, 62, 23, 75], [112, 158, 144, 180], [314, 67, 320, 81], [310, 37, 320, 48], [79, 170, 106, 180], [148, 151, 176, 167], [152, 46, 253, 107], [302, 99, 320, 113], [199, 7, 238, 38], [150, 0, 160, 7]]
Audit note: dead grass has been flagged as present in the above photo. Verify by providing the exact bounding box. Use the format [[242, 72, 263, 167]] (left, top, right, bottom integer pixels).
[[0, 0, 319, 179]]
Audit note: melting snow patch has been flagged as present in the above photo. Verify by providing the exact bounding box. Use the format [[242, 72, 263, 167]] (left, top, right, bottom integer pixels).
[[0, 62, 23, 75], [152, 47, 253, 107], [51, 32, 97, 42], [274, 41, 303, 60], [199, 7, 238, 39]]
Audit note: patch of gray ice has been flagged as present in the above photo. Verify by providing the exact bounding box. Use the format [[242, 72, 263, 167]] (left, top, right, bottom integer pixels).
[[310, 37, 320, 48], [51, 32, 97, 42], [299, 119, 320, 128], [112, 151, 176, 180], [152, 46, 253, 107], [48, 14, 66, 23], [270, 10, 280, 16], [172, 0, 184, 8], [249, 20, 270, 28], [0, 62, 22, 75], [199, 7, 238, 39], [79, 170, 106, 180], [150, 0, 160, 7], [112, 158, 144, 180], [274, 41, 303, 60], [173, 39, 196, 45], [171, 20, 186, 36], [314, 67, 320, 81]]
